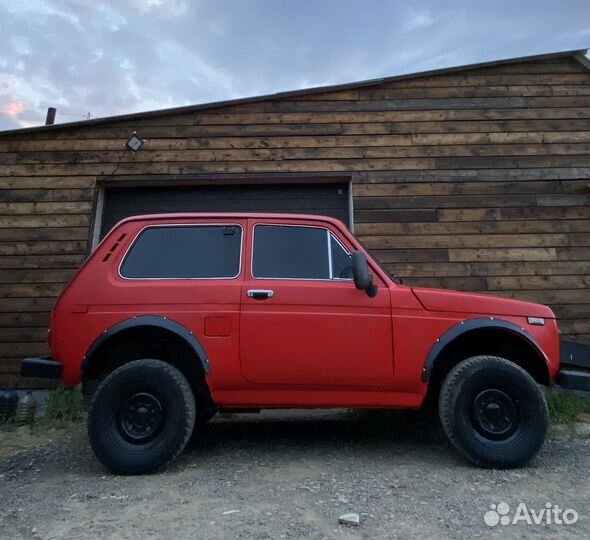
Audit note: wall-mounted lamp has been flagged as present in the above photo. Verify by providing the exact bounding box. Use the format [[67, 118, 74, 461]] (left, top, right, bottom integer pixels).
[[125, 131, 145, 152]]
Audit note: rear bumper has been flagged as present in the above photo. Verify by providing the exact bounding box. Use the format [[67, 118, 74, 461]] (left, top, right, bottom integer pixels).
[[556, 369, 590, 392], [21, 357, 63, 379]]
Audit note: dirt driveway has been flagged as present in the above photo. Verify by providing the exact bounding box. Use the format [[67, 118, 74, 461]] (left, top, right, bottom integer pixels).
[[1, 409, 588, 540]]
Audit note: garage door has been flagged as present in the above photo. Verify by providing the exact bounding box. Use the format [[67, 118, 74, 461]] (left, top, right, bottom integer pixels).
[[99, 183, 350, 238]]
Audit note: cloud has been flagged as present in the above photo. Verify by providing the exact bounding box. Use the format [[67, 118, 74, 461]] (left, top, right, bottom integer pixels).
[[0, 0, 588, 131], [0, 94, 32, 129], [127, 0, 189, 17], [1, 95, 26, 117], [401, 7, 434, 32]]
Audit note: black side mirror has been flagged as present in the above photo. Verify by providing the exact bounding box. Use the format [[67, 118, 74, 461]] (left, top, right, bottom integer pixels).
[[351, 251, 378, 298]]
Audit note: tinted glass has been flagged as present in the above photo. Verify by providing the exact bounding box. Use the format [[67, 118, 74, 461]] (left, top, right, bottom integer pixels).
[[253, 225, 329, 279], [330, 234, 352, 279], [121, 225, 241, 279]]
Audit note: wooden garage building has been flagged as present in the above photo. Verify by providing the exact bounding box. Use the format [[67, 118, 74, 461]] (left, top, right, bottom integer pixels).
[[1, 50, 589, 387]]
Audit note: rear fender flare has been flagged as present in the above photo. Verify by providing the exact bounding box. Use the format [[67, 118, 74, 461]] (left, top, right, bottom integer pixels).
[[82, 315, 210, 374]]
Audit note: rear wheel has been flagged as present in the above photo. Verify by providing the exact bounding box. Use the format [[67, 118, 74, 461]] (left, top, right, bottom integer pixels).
[[439, 355, 548, 468], [88, 359, 195, 474]]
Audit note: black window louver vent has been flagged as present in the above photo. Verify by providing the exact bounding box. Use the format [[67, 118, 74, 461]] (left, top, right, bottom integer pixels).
[[102, 233, 127, 262]]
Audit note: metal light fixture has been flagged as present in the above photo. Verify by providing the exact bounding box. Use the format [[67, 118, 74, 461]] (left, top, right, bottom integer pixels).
[[125, 131, 145, 152]]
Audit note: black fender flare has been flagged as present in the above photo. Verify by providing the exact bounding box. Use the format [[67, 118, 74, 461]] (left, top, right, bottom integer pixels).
[[421, 317, 548, 382], [82, 315, 210, 374]]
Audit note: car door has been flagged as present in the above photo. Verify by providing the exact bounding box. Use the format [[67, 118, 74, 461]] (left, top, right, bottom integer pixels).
[[240, 219, 394, 388]]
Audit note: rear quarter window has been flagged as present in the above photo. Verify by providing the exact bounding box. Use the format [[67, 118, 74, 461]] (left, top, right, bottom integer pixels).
[[120, 225, 242, 279]]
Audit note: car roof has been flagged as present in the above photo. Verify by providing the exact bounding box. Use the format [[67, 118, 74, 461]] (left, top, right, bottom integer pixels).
[[115, 212, 347, 228]]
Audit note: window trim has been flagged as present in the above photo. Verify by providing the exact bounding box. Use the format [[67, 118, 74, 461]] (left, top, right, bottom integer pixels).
[[329, 231, 353, 281], [251, 223, 352, 282], [118, 223, 244, 281], [326, 229, 333, 280]]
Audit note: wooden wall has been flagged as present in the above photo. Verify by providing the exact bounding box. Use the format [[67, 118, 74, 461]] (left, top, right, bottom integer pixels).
[[0, 55, 589, 386]]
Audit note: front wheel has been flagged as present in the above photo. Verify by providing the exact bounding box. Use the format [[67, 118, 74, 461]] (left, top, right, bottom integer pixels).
[[439, 355, 548, 469], [88, 359, 196, 474]]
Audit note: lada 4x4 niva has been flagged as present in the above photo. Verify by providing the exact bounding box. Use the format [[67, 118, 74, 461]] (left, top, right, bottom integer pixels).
[[22, 213, 569, 474]]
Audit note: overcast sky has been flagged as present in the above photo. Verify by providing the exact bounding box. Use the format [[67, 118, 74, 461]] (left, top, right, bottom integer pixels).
[[1, 0, 588, 131]]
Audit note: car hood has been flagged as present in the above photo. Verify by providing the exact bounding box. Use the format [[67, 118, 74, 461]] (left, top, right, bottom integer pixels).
[[411, 287, 555, 319]]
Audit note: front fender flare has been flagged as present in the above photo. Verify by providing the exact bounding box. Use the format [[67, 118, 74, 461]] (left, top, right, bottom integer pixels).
[[82, 315, 210, 374], [421, 317, 548, 382]]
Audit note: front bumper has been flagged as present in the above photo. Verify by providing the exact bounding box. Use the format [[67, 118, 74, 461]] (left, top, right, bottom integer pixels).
[[21, 357, 63, 379], [557, 338, 590, 392], [556, 369, 590, 392]]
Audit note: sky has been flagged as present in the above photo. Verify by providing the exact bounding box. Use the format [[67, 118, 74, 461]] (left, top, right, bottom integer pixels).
[[0, 0, 589, 131]]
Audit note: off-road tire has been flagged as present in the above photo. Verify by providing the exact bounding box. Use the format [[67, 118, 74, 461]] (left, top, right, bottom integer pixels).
[[88, 359, 196, 475], [439, 355, 548, 469]]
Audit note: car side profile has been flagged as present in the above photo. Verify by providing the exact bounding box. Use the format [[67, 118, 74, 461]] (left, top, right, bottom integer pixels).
[[23, 213, 564, 474]]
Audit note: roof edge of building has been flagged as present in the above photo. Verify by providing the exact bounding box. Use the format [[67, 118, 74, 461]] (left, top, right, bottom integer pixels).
[[1, 48, 587, 137]]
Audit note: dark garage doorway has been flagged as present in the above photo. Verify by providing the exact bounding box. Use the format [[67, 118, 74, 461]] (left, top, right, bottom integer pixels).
[[99, 183, 351, 239]]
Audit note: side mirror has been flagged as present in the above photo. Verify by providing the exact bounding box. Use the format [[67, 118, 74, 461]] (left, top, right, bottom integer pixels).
[[351, 251, 378, 298]]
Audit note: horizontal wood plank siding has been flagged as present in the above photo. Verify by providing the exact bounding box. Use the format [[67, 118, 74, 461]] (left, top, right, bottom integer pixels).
[[1, 55, 589, 386]]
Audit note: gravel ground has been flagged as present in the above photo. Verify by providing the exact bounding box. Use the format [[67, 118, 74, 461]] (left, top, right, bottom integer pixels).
[[0, 409, 588, 540]]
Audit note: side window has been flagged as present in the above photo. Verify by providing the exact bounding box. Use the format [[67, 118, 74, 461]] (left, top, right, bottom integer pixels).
[[252, 225, 352, 280], [253, 225, 329, 279], [120, 225, 242, 279], [330, 234, 352, 280]]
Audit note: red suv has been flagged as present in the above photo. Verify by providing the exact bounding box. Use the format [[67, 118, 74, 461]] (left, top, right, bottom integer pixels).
[[23, 213, 565, 474]]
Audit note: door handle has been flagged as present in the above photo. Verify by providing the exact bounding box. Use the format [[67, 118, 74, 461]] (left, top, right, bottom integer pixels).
[[247, 289, 275, 300]]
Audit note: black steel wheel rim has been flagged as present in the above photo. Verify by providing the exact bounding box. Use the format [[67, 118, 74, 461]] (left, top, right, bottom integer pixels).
[[117, 392, 164, 443], [470, 388, 520, 441]]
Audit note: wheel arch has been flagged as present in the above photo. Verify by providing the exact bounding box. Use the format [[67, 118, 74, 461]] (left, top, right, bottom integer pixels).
[[81, 315, 212, 406], [423, 318, 551, 387]]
